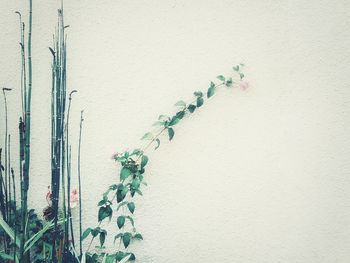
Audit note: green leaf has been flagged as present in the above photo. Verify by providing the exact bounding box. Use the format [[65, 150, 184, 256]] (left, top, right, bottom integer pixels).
[[24, 220, 57, 253], [141, 155, 148, 168], [131, 178, 141, 190], [239, 73, 244, 79], [187, 104, 196, 113], [194, 91, 203, 97], [207, 82, 216, 98], [81, 228, 92, 241], [122, 232, 132, 248], [0, 217, 20, 248], [196, 97, 204, 107], [168, 128, 175, 141], [126, 216, 135, 227], [117, 201, 128, 211], [117, 216, 125, 229], [154, 138, 160, 150], [217, 75, 225, 81], [233, 65, 239, 71], [99, 230, 107, 247], [127, 202, 135, 214], [91, 227, 101, 237], [141, 132, 153, 140], [114, 233, 123, 244], [176, 111, 185, 119], [98, 205, 113, 222], [174, 100, 186, 108], [169, 116, 180, 126], [225, 77, 233, 87], [120, 167, 131, 180], [133, 233, 143, 240]]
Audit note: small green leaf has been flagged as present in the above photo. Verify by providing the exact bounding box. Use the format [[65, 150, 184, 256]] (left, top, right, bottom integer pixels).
[[239, 73, 244, 79], [126, 216, 135, 227], [91, 227, 101, 237], [117, 201, 128, 211], [114, 233, 123, 244], [117, 216, 125, 229], [154, 138, 160, 150], [98, 205, 113, 222], [225, 77, 233, 87], [176, 111, 185, 119], [194, 91, 203, 97], [196, 97, 204, 107], [174, 100, 186, 107], [120, 167, 131, 180], [207, 85, 215, 98], [141, 155, 148, 168], [169, 116, 180, 126], [99, 230, 107, 247], [217, 75, 225, 81], [187, 104, 196, 113], [133, 233, 143, 240], [127, 202, 135, 214], [122, 233, 132, 248], [168, 128, 175, 141], [81, 228, 92, 241], [131, 178, 141, 190], [233, 65, 239, 72], [141, 132, 153, 140]]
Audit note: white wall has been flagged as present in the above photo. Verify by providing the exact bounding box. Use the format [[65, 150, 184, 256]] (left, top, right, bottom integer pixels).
[[1, 0, 350, 262]]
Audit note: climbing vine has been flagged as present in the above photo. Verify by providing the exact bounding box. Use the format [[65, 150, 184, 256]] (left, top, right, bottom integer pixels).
[[82, 65, 248, 262]]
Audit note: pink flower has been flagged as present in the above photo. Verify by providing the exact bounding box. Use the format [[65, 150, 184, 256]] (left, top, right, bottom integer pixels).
[[238, 81, 249, 91], [111, 152, 120, 160], [70, 188, 79, 208]]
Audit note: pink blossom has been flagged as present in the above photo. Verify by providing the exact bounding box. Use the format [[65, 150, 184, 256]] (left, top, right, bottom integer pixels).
[[70, 188, 79, 208], [111, 152, 120, 160], [238, 81, 249, 91]]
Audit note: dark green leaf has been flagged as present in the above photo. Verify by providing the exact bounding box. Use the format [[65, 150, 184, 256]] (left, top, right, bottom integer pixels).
[[168, 128, 175, 141], [225, 77, 233, 87], [120, 167, 131, 180], [154, 138, 160, 150], [81, 228, 92, 241], [176, 111, 185, 119], [169, 116, 180, 126], [196, 97, 204, 107], [141, 155, 148, 168], [240, 73, 244, 79], [127, 202, 135, 214], [122, 233, 132, 248], [187, 104, 196, 113], [91, 227, 101, 237], [98, 205, 113, 222], [233, 65, 239, 71], [99, 230, 107, 247], [117, 216, 125, 229], [207, 82, 216, 98], [133, 233, 143, 240]]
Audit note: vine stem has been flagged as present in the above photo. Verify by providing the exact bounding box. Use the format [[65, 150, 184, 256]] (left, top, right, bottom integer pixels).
[[136, 82, 225, 162]]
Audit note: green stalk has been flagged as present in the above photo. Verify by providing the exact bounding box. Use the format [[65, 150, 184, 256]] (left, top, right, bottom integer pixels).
[[2, 88, 10, 222], [11, 168, 16, 262], [78, 111, 84, 257]]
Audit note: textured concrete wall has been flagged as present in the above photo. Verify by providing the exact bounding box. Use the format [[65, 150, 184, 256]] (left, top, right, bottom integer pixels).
[[1, 0, 350, 262]]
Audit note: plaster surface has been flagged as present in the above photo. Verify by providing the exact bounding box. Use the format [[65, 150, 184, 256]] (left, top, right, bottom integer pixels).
[[1, 0, 350, 262]]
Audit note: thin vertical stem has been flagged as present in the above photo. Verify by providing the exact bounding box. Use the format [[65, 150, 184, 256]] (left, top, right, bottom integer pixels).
[[78, 110, 84, 257]]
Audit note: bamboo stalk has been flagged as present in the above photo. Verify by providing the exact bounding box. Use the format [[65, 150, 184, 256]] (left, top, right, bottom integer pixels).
[[78, 111, 84, 257]]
